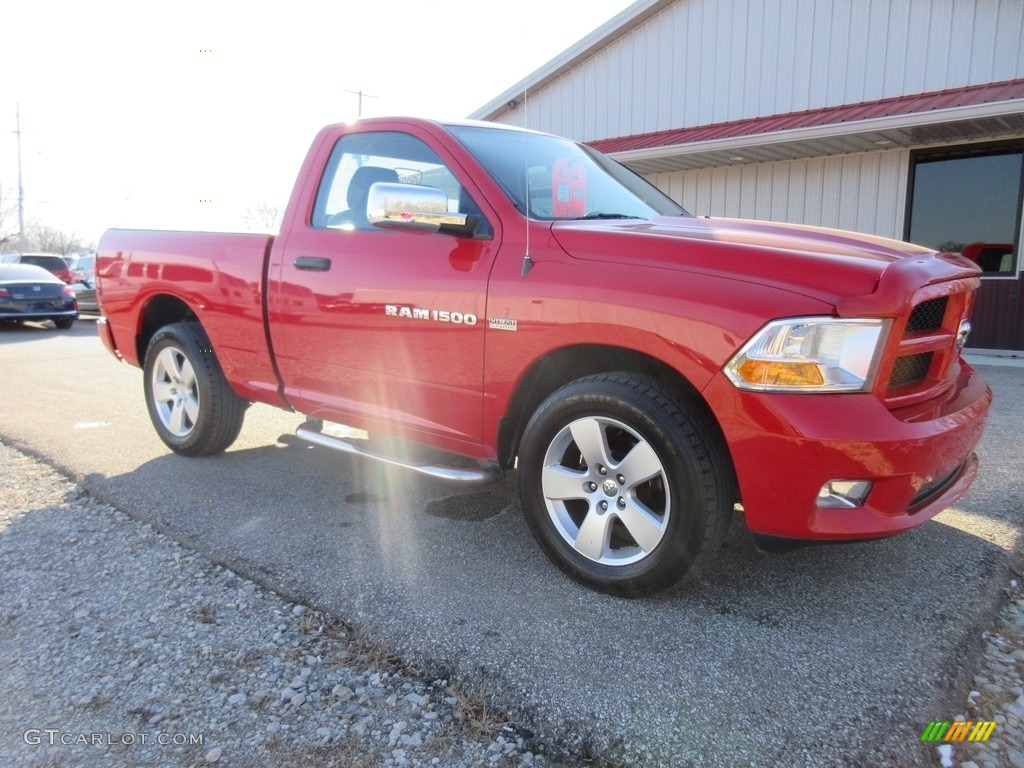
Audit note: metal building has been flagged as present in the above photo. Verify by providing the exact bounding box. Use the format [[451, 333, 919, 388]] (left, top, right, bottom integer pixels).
[[471, 0, 1024, 352]]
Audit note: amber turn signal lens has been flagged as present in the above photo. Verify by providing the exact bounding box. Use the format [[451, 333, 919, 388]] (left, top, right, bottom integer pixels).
[[735, 360, 826, 388]]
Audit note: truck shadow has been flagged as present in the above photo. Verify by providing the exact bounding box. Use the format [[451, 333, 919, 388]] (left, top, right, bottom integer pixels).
[[77, 422, 1018, 616]]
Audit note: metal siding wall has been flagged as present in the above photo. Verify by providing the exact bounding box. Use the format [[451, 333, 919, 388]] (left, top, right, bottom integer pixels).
[[649, 150, 910, 239], [511, 0, 1024, 141]]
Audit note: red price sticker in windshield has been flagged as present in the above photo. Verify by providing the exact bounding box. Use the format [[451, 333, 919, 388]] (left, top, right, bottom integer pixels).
[[552, 158, 586, 217]]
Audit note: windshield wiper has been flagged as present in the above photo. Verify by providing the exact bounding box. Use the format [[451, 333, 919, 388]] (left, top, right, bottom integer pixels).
[[575, 212, 642, 220]]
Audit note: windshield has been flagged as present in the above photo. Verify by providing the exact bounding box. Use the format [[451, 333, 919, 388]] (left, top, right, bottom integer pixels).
[[448, 125, 689, 221]]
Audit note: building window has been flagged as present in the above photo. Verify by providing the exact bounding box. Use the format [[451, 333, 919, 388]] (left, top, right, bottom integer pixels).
[[907, 146, 1024, 277]]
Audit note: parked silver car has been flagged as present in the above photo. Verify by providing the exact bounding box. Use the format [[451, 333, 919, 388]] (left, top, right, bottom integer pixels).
[[70, 254, 98, 312]]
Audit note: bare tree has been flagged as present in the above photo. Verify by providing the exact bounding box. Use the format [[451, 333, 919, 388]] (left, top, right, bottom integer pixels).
[[0, 198, 91, 254], [0, 193, 20, 252], [242, 202, 283, 232], [25, 225, 87, 255], [0, 228, 20, 251]]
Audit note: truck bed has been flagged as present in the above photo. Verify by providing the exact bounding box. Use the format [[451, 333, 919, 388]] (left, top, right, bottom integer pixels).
[[96, 229, 281, 404]]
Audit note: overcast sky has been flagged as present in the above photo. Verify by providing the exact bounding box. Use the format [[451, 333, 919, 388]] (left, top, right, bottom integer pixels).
[[1, 0, 635, 245]]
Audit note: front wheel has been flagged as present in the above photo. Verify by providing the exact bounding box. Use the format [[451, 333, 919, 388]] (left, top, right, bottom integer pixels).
[[517, 373, 733, 597], [143, 322, 247, 456]]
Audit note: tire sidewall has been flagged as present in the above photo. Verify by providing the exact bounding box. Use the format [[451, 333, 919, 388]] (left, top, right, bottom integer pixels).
[[518, 376, 716, 595], [143, 324, 219, 455]]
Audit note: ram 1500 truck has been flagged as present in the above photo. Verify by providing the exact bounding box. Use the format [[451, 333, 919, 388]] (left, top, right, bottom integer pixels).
[[96, 117, 992, 596]]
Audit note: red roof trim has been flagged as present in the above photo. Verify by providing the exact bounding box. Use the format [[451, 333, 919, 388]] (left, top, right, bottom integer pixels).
[[589, 79, 1024, 154]]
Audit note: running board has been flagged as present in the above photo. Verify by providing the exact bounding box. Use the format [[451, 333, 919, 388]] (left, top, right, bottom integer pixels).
[[295, 426, 502, 484]]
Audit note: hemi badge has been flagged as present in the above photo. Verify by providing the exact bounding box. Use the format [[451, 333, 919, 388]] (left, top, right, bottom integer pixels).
[[489, 317, 517, 331]]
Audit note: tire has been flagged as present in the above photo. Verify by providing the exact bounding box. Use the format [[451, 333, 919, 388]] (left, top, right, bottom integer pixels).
[[53, 317, 74, 330], [143, 322, 247, 456], [517, 372, 733, 597]]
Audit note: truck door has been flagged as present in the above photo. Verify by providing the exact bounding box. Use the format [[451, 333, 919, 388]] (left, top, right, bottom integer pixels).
[[269, 129, 498, 453]]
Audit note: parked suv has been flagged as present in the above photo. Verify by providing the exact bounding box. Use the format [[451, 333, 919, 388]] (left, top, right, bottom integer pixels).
[[0, 253, 73, 283]]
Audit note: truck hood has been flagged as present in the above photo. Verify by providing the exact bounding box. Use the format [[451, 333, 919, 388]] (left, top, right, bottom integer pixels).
[[550, 215, 978, 306]]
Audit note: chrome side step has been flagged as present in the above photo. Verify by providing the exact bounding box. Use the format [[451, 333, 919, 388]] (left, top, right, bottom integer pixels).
[[295, 426, 502, 484]]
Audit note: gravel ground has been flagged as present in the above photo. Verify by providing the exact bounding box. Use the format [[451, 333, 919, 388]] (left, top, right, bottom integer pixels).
[[2, 434, 1023, 768], [0, 441, 558, 768], [955, 574, 1024, 768]]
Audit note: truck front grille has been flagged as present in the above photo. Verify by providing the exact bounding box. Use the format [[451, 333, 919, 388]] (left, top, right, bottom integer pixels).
[[888, 353, 933, 389], [881, 285, 973, 407], [906, 296, 948, 333]]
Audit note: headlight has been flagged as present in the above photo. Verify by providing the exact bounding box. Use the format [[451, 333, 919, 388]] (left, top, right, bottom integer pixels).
[[725, 318, 885, 392]]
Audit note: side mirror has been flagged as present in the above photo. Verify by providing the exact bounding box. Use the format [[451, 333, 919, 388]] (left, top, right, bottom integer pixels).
[[367, 182, 471, 233]]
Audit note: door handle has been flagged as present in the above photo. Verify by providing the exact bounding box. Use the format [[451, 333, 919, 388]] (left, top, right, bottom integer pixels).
[[293, 256, 332, 271]]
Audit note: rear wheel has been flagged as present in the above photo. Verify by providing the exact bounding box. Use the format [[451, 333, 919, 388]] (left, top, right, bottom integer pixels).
[[53, 317, 74, 330], [517, 372, 732, 597], [143, 322, 247, 456]]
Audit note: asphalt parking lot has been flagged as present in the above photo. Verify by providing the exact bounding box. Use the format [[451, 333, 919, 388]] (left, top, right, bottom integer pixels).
[[1, 318, 1021, 766]]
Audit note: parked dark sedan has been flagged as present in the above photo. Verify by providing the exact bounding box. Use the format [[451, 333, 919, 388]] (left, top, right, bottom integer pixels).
[[0, 263, 78, 329]]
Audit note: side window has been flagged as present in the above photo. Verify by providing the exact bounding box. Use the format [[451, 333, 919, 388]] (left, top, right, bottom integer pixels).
[[312, 131, 483, 233]]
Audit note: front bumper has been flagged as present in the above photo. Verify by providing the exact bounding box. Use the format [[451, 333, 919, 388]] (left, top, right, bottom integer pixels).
[[704, 360, 992, 539]]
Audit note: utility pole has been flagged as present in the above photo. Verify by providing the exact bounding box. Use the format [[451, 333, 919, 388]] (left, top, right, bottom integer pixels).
[[16, 103, 25, 246], [345, 89, 377, 118]]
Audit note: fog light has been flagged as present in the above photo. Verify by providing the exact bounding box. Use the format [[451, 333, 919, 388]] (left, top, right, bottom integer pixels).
[[816, 480, 873, 509]]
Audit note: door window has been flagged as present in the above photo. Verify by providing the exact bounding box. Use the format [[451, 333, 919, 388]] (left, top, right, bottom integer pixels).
[[312, 131, 485, 233]]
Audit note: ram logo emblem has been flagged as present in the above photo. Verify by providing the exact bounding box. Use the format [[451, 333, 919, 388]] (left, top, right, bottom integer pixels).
[[955, 319, 971, 351]]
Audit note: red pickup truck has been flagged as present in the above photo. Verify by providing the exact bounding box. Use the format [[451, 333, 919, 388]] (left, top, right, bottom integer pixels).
[[96, 117, 991, 596]]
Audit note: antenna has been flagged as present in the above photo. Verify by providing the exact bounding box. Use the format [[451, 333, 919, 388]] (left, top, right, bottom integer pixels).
[[520, 89, 533, 278]]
